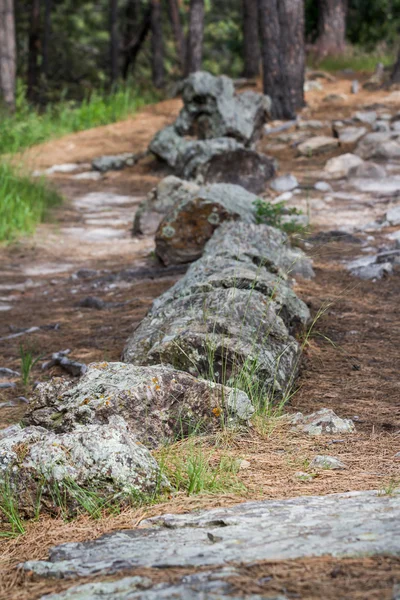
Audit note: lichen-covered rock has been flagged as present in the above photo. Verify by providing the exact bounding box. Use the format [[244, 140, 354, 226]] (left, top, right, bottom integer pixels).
[[199, 148, 276, 194], [124, 222, 313, 397], [25, 363, 254, 448], [0, 418, 167, 518], [133, 176, 200, 236], [290, 408, 355, 435], [149, 126, 189, 169], [155, 183, 257, 265], [92, 153, 138, 173], [175, 137, 244, 180], [309, 455, 346, 470]]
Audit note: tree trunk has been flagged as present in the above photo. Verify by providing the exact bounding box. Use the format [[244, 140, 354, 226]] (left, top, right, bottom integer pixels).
[[391, 48, 400, 84], [0, 0, 16, 110], [166, 0, 186, 72], [257, 0, 305, 119], [42, 0, 52, 81], [122, 2, 152, 80], [151, 0, 165, 88], [242, 0, 259, 78], [316, 0, 347, 58], [110, 0, 119, 87], [27, 0, 41, 103], [186, 0, 204, 74]]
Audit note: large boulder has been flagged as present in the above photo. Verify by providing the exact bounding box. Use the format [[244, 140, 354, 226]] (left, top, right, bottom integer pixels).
[[25, 363, 254, 448], [175, 137, 244, 179], [124, 222, 313, 397], [0, 418, 167, 518], [155, 183, 258, 266], [133, 176, 200, 236]]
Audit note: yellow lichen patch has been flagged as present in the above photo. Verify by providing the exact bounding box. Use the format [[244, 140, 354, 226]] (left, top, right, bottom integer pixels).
[[12, 442, 30, 463], [212, 407, 222, 417]]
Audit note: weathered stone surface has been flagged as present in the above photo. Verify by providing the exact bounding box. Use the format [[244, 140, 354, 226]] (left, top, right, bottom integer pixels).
[[92, 153, 137, 173], [347, 255, 393, 280], [24, 491, 400, 579], [25, 363, 254, 449], [309, 455, 346, 470], [372, 120, 391, 133], [324, 153, 364, 179], [149, 125, 188, 169], [133, 176, 200, 236], [175, 137, 244, 180], [174, 72, 270, 145], [349, 176, 400, 195], [270, 174, 298, 193], [356, 132, 400, 160], [348, 161, 386, 179], [387, 205, 400, 226], [124, 222, 312, 397], [200, 148, 275, 194], [298, 136, 339, 156], [314, 181, 333, 192], [290, 408, 355, 435], [336, 126, 367, 145], [155, 183, 257, 266], [353, 111, 377, 125], [0, 418, 167, 518]]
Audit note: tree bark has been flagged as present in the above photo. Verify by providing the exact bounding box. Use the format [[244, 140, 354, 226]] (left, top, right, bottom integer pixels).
[[166, 0, 186, 72], [257, 0, 305, 119], [151, 0, 165, 88], [0, 0, 16, 110], [242, 0, 259, 78], [27, 0, 41, 103], [42, 0, 52, 81], [391, 48, 400, 84], [122, 2, 152, 80], [186, 0, 204, 74], [316, 0, 347, 58], [110, 0, 119, 87]]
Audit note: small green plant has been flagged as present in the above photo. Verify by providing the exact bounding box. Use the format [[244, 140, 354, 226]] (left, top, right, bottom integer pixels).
[[253, 198, 305, 235], [379, 478, 399, 497], [19, 344, 41, 386], [0, 477, 26, 538]]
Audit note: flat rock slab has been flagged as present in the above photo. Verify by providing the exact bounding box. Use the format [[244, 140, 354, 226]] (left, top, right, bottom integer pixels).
[[25, 491, 400, 579], [298, 136, 339, 156]]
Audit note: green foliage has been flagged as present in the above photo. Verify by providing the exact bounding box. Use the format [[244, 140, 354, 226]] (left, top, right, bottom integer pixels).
[[253, 198, 305, 235], [0, 83, 160, 154], [0, 163, 62, 242], [19, 344, 42, 387], [316, 49, 395, 73], [0, 477, 26, 538]]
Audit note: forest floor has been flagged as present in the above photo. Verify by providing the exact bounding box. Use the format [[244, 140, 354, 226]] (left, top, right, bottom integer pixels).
[[1, 77, 400, 599]]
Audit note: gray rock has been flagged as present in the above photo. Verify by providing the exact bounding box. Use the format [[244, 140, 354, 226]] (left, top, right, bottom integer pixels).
[[348, 161, 386, 179], [323, 94, 347, 104], [353, 111, 377, 125], [392, 121, 400, 132], [356, 132, 400, 160], [0, 382, 16, 389], [149, 125, 189, 169], [0, 367, 20, 378], [25, 363, 254, 449], [387, 206, 400, 226], [175, 137, 244, 180], [324, 153, 364, 179], [124, 222, 312, 398], [309, 455, 346, 470], [349, 176, 400, 195], [314, 181, 333, 192], [337, 126, 367, 145], [133, 176, 200, 236], [348, 254, 393, 280], [270, 174, 298, 193], [0, 419, 167, 518], [92, 153, 137, 173], [304, 80, 323, 92], [372, 120, 391, 133], [351, 80, 359, 94], [290, 408, 355, 435], [72, 171, 102, 181], [294, 471, 314, 482], [298, 136, 339, 156], [200, 148, 275, 194], [155, 183, 257, 266], [24, 491, 400, 579], [297, 119, 324, 130]]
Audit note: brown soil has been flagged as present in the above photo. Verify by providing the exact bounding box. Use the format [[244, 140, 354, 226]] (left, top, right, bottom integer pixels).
[[1, 76, 400, 599]]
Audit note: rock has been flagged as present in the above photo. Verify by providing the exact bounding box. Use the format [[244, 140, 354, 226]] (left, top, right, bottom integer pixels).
[[387, 206, 400, 226], [309, 455, 346, 470], [149, 125, 189, 169], [175, 138, 245, 180], [314, 181, 333, 193], [41, 350, 87, 377], [23, 491, 400, 579], [324, 153, 364, 179], [155, 183, 257, 265], [0, 367, 20, 378], [307, 70, 336, 82], [124, 222, 312, 398], [175, 71, 270, 145], [200, 148, 276, 194], [348, 255, 393, 280], [356, 132, 400, 160], [349, 176, 400, 195], [133, 176, 200, 236], [297, 119, 325, 130], [290, 408, 355, 435], [363, 63, 385, 90], [372, 120, 391, 133], [25, 363, 254, 448], [294, 471, 314, 482], [0, 382, 16, 389], [298, 136, 339, 157], [72, 171, 102, 181], [336, 126, 367, 146], [0, 419, 168, 518], [264, 120, 297, 135], [323, 93, 347, 104], [304, 80, 323, 92], [348, 161, 386, 179], [353, 111, 377, 125], [92, 153, 137, 172], [270, 174, 298, 193], [351, 80, 359, 94], [391, 121, 400, 132]]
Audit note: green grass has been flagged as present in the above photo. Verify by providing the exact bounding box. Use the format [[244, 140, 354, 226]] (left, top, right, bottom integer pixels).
[[19, 344, 41, 387], [313, 49, 395, 73], [0, 83, 161, 155], [0, 162, 62, 242]]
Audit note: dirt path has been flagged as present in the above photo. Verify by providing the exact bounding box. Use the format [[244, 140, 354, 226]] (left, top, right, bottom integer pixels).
[[1, 79, 400, 599]]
